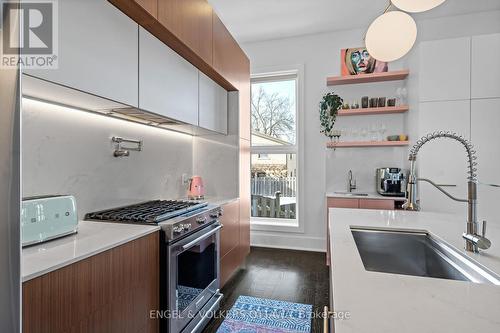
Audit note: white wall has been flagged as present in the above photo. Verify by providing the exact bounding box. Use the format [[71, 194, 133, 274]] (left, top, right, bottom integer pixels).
[[243, 10, 500, 252], [22, 98, 193, 220]]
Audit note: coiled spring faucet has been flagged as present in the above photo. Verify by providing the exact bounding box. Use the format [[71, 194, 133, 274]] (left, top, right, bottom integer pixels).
[[403, 131, 491, 253]]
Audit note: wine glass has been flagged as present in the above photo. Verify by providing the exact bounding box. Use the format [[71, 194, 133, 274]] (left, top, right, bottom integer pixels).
[[360, 127, 368, 141], [370, 124, 378, 141], [378, 123, 387, 141]]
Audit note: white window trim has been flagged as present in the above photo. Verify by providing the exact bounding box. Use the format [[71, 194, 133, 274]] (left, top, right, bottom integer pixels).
[[250, 64, 305, 234]]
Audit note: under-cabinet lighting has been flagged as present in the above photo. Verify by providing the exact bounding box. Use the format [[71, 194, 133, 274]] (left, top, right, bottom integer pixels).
[[21, 97, 194, 140]]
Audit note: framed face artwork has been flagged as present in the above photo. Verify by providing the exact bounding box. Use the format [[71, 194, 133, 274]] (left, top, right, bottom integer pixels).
[[341, 47, 388, 76]]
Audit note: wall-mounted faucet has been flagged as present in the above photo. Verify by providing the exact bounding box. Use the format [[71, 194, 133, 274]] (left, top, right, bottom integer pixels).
[[112, 136, 143, 158], [347, 170, 357, 192], [402, 131, 491, 253]]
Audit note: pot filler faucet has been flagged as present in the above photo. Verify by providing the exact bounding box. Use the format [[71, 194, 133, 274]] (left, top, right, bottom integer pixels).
[[402, 131, 491, 253]]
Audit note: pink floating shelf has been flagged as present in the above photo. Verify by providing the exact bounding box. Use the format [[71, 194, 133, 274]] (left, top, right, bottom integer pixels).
[[326, 141, 409, 148], [338, 105, 409, 116], [326, 70, 409, 86]]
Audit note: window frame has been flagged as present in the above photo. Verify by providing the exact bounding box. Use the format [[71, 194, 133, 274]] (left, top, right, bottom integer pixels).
[[249, 65, 304, 233]]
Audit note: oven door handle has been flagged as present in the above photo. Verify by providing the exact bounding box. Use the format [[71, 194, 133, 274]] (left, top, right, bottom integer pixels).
[[181, 225, 222, 251]]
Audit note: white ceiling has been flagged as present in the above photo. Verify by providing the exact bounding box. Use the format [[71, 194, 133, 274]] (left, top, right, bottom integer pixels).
[[209, 0, 500, 43]]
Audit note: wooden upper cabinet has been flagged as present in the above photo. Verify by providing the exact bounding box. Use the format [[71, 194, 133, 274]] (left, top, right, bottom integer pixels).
[[213, 12, 243, 87], [238, 57, 251, 140], [134, 0, 158, 18], [158, 0, 213, 65]]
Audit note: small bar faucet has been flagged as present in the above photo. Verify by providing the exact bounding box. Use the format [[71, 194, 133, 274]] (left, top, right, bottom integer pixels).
[[403, 131, 491, 253], [347, 170, 357, 192]]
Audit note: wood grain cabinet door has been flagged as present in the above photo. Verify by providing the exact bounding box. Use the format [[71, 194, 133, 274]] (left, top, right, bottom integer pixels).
[[23, 232, 159, 333], [237, 57, 251, 141], [220, 200, 240, 258], [157, 0, 213, 65], [359, 199, 395, 210], [327, 198, 359, 209], [212, 12, 243, 87], [238, 138, 251, 259], [133, 0, 158, 18]]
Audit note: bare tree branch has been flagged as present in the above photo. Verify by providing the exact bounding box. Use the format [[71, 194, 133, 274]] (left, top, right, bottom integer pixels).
[[251, 87, 295, 143]]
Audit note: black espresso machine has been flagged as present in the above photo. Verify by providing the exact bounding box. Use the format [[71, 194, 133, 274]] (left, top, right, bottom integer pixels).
[[375, 167, 408, 197]]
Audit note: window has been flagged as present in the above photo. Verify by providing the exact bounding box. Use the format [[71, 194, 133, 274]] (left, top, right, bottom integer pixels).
[[250, 70, 301, 228]]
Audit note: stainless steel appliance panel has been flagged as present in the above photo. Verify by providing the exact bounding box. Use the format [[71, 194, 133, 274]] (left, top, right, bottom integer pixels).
[[0, 2, 21, 331], [166, 223, 221, 333], [376, 167, 407, 197]]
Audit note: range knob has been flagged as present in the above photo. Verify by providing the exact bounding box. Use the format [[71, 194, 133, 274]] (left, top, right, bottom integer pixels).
[[196, 216, 207, 224], [182, 223, 192, 231], [218, 208, 224, 217], [173, 225, 184, 234]]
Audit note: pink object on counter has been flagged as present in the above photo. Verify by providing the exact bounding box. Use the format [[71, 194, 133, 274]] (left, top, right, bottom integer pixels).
[[188, 176, 205, 199]]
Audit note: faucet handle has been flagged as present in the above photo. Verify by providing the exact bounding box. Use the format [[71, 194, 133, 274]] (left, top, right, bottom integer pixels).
[[482, 220, 487, 237]]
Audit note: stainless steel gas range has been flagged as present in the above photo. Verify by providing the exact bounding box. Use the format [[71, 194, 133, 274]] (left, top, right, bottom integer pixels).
[[85, 200, 223, 333]]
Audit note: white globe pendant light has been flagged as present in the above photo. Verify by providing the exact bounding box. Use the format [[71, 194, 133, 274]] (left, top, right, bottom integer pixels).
[[365, 11, 417, 62], [391, 0, 446, 13]]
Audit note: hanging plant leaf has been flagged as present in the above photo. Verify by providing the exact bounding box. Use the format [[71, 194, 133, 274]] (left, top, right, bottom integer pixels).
[[319, 92, 343, 140]]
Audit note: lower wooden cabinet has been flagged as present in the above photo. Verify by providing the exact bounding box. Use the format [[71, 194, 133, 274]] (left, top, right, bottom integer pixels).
[[358, 199, 395, 210], [220, 247, 243, 287], [327, 197, 397, 210], [220, 200, 240, 258], [327, 197, 359, 209], [219, 199, 249, 287], [22, 232, 159, 333]]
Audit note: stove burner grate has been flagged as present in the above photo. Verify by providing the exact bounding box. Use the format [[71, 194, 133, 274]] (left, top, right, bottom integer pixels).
[[85, 200, 207, 224]]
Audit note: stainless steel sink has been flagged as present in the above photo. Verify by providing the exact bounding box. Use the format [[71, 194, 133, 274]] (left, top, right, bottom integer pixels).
[[334, 191, 369, 197], [351, 227, 500, 284]]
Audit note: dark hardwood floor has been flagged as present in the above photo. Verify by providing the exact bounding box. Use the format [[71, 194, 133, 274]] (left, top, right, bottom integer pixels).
[[204, 247, 329, 333]]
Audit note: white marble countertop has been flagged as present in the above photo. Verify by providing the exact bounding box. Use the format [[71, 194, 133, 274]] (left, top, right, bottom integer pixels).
[[177, 196, 239, 206], [326, 191, 406, 201], [329, 208, 500, 332], [22, 221, 160, 282], [204, 196, 239, 206]]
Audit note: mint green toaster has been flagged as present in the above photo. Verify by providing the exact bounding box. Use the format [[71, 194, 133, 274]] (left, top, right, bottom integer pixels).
[[21, 195, 78, 247]]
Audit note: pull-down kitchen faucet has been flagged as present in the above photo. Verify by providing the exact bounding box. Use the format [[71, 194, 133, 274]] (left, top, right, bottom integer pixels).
[[403, 131, 491, 253]]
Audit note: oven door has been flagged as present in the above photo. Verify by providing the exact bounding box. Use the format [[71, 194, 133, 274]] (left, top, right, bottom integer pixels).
[[168, 223, 221, 333]]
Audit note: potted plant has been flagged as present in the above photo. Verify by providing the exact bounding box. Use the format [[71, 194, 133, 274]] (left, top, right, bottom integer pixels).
[[319, 92, 343, 140]]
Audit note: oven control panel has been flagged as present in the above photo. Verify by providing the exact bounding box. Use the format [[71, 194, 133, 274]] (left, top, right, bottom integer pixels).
[[162, 205, 221, 241]]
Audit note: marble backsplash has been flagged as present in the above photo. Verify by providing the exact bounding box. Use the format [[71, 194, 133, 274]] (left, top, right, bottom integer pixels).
[[326, 146, 408, 194], [22, 98, 194, 220]]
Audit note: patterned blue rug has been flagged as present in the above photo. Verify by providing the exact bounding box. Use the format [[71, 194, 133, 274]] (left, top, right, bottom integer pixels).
[[216, 296, 312, 333]]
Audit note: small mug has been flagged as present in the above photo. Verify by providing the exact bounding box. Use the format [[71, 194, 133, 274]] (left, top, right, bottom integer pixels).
[[387, 98, 396, 107], [378, 97, 386, 108], [369, 98, 378, 108], [361, 96, 369, 108]]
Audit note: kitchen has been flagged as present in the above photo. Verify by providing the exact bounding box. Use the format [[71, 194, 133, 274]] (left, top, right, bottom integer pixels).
[[1, 0, 500, 333]]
